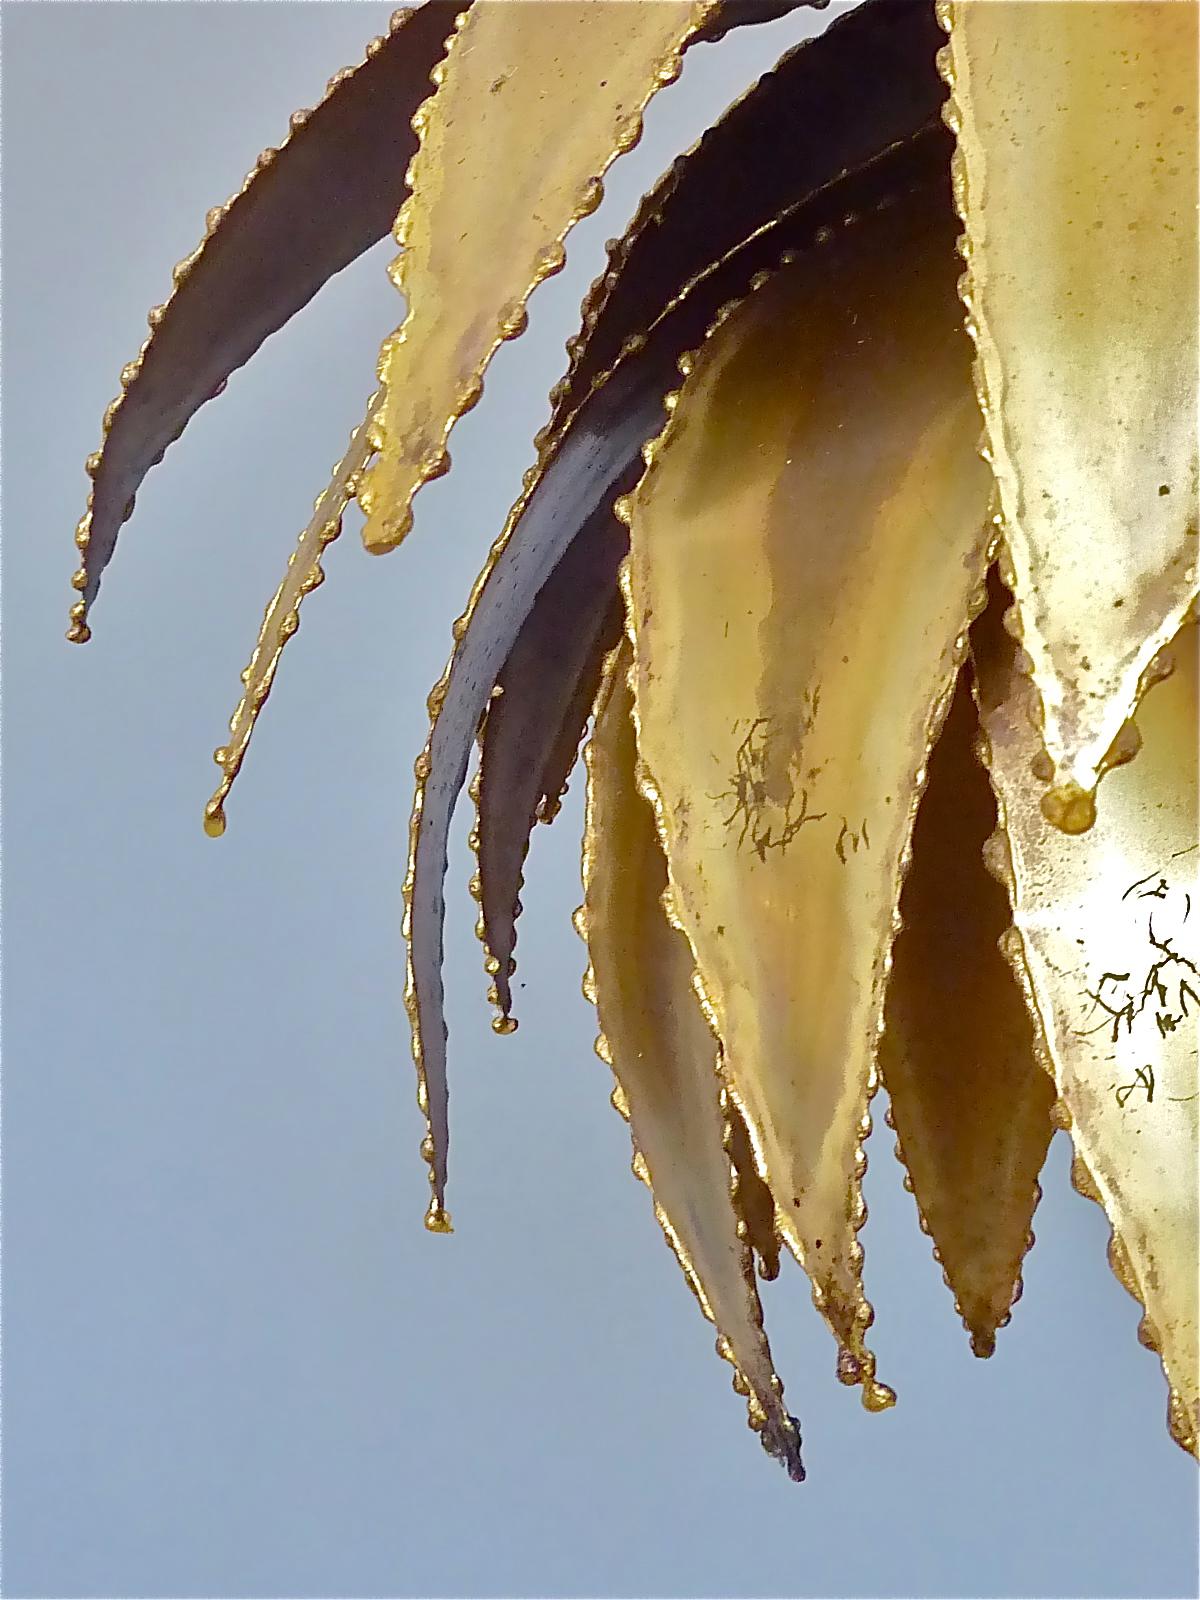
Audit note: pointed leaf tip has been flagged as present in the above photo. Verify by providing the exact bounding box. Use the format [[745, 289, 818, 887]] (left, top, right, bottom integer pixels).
[[584, 644, 804, 1479]]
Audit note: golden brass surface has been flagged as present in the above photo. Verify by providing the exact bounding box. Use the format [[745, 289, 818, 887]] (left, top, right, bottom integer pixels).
[[358, 0, 716, 554], [581, 642, 802, 1478], [940, 0, 1199, 817], [978, 593, 1199, 1457], [622, 175, 993, 1405]]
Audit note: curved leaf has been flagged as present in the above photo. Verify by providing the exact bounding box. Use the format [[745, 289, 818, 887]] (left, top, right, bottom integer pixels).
[[938, 0, 1199, 821], [622, 168, 993, 1400], [69, 0, 460, 640], [404, 370, 666, 1229], [582, 644, 803, 1479], [203, 396, 382, 837]]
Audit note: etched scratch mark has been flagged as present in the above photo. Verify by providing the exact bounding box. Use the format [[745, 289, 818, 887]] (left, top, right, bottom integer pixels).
[[1077, 868, 1199, 1057], [712, 704, 825, 861], [834, 817, 870, 866], [1122, 870, 1169, 903], [1114, 1063, 1155, 1109]]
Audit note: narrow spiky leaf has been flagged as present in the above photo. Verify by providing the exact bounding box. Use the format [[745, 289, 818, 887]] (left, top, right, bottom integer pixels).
[[404, 373, 665, 1226], [203, 396, 382, 836], [622, 170, 994, 1403], [975, 587, 1199, 1458], [939, 0, 1199, 823], [880, 656, 1054, 1358], [583, 644, 803, 1480], [357, 0, 719, 555], [475, 508, 625, 1022], [68, 1, 459, 639]]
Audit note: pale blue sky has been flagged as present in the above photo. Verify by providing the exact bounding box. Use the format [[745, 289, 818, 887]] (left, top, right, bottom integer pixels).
[[3, 4, 1197, 1596]]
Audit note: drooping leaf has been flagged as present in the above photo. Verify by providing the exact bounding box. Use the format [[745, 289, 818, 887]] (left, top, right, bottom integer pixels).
[[880, 652, 1054, 1358], [474, 508, 625, 1023], [975, 578, 1199, 1458], [203, 396, 382, 837], [938, 0, 1199, 824], [621, 167, 994, 1402], [582, 642, 803, 1479], [404, 371, 667, 1230], [68, 1, 460, 640], [401, 125, 953, 1223]]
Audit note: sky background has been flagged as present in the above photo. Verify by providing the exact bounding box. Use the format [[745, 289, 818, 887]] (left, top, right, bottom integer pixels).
[[2, 3, 1198, 1597]]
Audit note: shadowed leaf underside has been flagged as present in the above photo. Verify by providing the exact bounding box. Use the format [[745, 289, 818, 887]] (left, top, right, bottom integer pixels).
[[880, 654, 1054, 1358]]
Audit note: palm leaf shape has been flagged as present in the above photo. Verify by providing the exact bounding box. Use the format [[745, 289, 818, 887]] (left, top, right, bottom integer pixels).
[[70, 0, 1198, 1475]]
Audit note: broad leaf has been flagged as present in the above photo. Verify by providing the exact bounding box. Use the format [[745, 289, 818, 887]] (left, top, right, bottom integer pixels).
[[622, 168, 993, 1399], [939, 0, 1199, 822]]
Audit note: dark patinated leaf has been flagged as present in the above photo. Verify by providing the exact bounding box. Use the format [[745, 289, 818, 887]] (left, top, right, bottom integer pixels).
[[475, 510, 626, 1023], [69, 0, 460, 638]]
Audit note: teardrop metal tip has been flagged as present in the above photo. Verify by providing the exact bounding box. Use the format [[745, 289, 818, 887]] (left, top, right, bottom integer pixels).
[[863, 1380, 897, 1413], [203, 803, 227, 839], [424, 1202, 454, 1235], [1039, 779, 1096, 835]]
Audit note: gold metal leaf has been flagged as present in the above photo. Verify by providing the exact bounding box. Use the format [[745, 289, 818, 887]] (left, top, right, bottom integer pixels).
[[939, 0, 1199, 824], [880, 654, 1054, 1358], [358, 0, 717, 555], [582, 641, 803, 1479], [203, 396, 382, 837], [976, 585, 1199, 1458], [621, 170, 995, 1407]]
